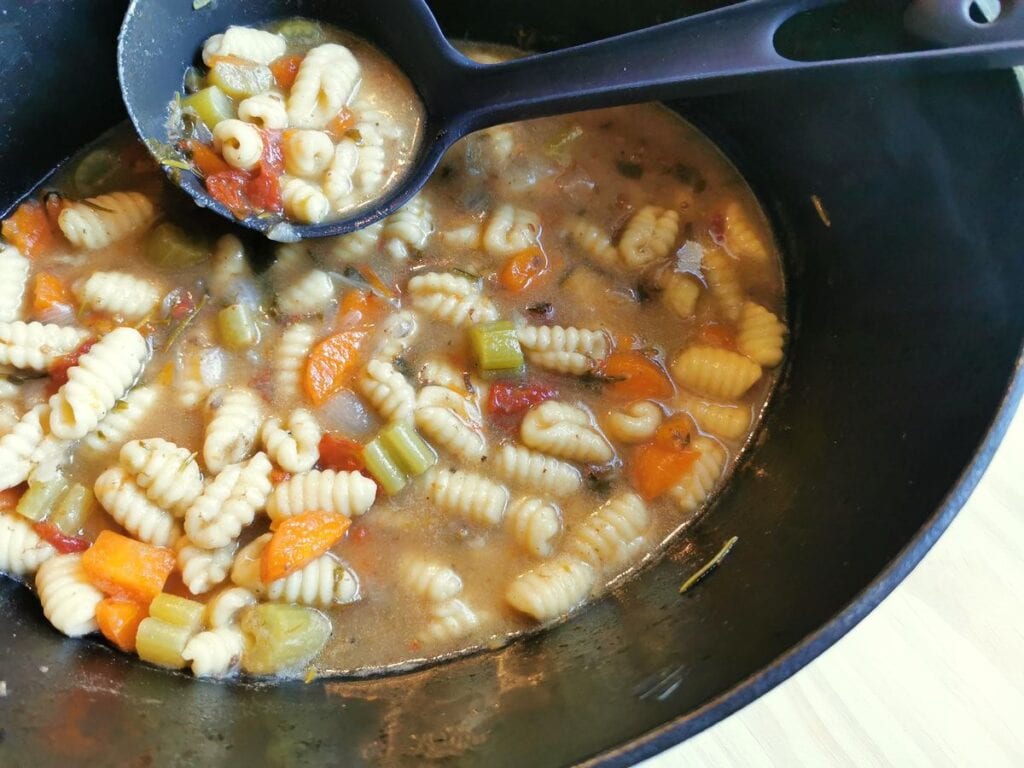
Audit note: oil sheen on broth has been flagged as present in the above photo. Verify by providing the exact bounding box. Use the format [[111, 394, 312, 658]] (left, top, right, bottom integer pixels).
[[0, 44, 786, 678]]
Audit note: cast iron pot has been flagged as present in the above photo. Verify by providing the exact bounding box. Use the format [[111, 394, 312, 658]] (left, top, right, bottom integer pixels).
[[1, 1, 1022, 766]]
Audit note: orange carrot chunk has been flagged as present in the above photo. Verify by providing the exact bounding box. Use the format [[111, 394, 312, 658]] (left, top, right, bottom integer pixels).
[[499, 246, 549, 292], [325, 108, 356, 142], [303, 330, 366, 405], [2, 200, 55, 257], [186, 139, 231, 177], [81, 530, 176, 603], [96, 598, 148, 652], [270, 54, 303, 90], [30, 272, 73, 317], [600, 351, 674, 401], [338, 290, 385, 326], [696, 322, 737, 350], [0, 485, 26, 511], [261, 511, 351, 583], [630, 442, 700, 501]]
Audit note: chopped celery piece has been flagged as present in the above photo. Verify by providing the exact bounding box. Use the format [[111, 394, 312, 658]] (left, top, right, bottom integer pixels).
[[208, 61, 273, 100], [481, 363, 527, 381], [149, 593, 205, 632], [273, 18, 325, 47], [136, 617, 191, 669], [180, 85, 235, 128], [145, 222, 211, 269], [240, 604, 331, 676], [73, 149, 123, 197], [217, 303, 260, 349], [380, 421, 436, 477], [50, 484, 95, 535], [469, 320, 524, 372], [362, 439, 407, 495], [16, 474, 69, 522]]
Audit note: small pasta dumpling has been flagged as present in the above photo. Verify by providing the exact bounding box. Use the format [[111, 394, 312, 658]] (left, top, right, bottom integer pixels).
[[272, 322, 316, 403], [516, 325, 609, 376], [326, 220, 382, 265], [202, 26, 286, 66], [424, 467, 509, 527], [237, 91, 288, 130], [58, 191, 156, 250], [276, 266, 335, 317], [481, 205, 541, 257], [48, 326, 149, 440], [0, 321, 89, 372], [203, 386, 263, 473], [407, 272, 498, 328], [75, 271, 161, 321], [35, 553, 104, 637], [491, 443, 582, 498], [94, 466, 181, 547], [506, 497, 561, 558], [659, 270, 702, 319], [415, 385, 486, 463], [618, 206, 679, 269], [566, 491, 649, 574], [604, 400, 663, 444], [565, 216, 618, 269], [416, 356, 469, 393], [120, 437, 204, 517], [208, 234, 257, 306], [184, 452, 273, 549], [520, 401, 614, 465], [701, 245, 744, 322], [671, 345, 762, 401], [676, 393, 751, 441], [0, 510, 55, 576], [206, 586, 258, 629], [505, 555, 596, 623], [375, 309, 419, 361], [213, 119, 264, 171], [91, 395, 149, 453], [359, 358, 416, 423], [0, 243, 29, 323], [323, 138, 360, 207], [418, 598, 481, 644], [0, 404, 51, 490], [722, 199, 771, 263], [381, 195, 433, 261], [282, 178, 330, 224], [183, 627, 246, 678], [667, 435, 726, 513], [231, 534, 360, 606], [401, 557, 463, 602], [260, 408, 321, 473], [283, 129, 335, 178], [177, 538, 238, 596], [736, 302, 786, 367], [287, 43, 362, 129], [175, 345, 227, 410], [351, 121, 386, 194], [266, 469, 378, 521]]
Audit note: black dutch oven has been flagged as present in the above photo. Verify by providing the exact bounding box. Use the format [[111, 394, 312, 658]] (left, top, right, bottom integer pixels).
[[0, 1, 1022, 766]]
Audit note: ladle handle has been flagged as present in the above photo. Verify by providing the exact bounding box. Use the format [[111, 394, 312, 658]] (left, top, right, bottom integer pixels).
[[440, 0, 1024, 131]]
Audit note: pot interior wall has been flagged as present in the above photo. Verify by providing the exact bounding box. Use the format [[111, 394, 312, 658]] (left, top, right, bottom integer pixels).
[[1, 2, 1023, 766]]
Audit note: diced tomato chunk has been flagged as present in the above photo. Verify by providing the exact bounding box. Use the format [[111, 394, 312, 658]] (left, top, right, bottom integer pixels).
[[487, 382, 559, 417], [317, 434, 366, 473], [205, 170, 254, 219], [270, 55, 303, 89], [0, 485, 26, 511], [33, 522, 91, 554], [2, 200, 55, 257], [47, 340, 95, 396]]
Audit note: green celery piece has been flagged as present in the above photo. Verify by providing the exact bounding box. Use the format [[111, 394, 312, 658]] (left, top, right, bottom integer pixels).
[[362, 439, 407, 495], [136, 618, 192, 669], [380, 421, 436, 477], [240, 604, 331, 676], [145, 222, 210, 269], [73, 149, 123, 197], [180, 85, 235, 128], [50, 484, 95, 535], [469, 320, 524, 371], [149, 593, 205, 632], [16, 474, 69, 522], [207, 61, 273, 100], [217, 304, 260, 349]]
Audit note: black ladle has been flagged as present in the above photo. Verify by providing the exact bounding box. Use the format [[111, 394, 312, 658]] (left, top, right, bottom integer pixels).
[[119, 0, 1024, 240]]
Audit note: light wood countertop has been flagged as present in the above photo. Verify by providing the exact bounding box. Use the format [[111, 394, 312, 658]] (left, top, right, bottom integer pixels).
[[642, 401, 1024, 767]]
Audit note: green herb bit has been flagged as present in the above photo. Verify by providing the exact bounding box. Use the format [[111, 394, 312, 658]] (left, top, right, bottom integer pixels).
[[679, 536, 738, 595], [164, 294, 209, 352], [362, 439, 407, 496], [616, 160, 644, 179], [469, 320, 524, 372], [380, 421, 436, 477]]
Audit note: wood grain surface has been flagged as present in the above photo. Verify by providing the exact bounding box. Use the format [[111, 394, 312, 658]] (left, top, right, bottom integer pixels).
[[642, 400, 1024, 767]]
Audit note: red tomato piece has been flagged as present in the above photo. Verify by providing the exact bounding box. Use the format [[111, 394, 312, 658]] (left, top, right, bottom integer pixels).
[[205, 170, 254, 219], [317, 434, 366, 473], [486, 382, 559, 416], [33, 522, 91, 554]]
